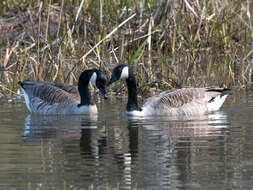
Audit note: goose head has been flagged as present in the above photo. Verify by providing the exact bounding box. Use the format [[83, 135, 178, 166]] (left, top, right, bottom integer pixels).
[[79, 69, 108, 99], [107, 64, 130, 86], [107, 64, 142, 113]]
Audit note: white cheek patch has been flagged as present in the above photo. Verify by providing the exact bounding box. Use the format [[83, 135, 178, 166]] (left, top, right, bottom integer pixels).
[[120, 66, 129, 79], [90, 72, 97, 88]]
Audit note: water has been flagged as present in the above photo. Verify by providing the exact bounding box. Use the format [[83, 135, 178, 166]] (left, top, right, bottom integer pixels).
[[0, 89, 253, 190]]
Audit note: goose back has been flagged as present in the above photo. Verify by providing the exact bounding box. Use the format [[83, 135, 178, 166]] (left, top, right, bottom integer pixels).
[[41, 81, 80, 95], [141, 88, 231, 116], [19, 80, 86, 114], [21, 80, 80, 104]]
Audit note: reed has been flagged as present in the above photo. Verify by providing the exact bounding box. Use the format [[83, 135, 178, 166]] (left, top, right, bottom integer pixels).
[[0, 0, 252, 98]]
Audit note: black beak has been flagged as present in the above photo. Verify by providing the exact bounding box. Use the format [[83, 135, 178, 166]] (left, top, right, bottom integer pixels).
[[107, 75, 117, 86], [98, 87, 108, 99]]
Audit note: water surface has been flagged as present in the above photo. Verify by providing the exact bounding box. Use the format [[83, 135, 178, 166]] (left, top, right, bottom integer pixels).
[[0, 89, 253, 190]]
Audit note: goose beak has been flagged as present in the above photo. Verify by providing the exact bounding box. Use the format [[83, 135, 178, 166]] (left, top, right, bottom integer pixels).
[[107, 75, 117, 86], [98, 87, 108, 99]]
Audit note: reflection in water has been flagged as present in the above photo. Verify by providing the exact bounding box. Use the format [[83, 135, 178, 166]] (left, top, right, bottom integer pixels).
[[125, 111, 229, 189], [24, 114, 106, 162], [3, 90, 253, 189], [24, 114, 98, 139], [140, 111, 228, 137], [20, 110, 231, 189]]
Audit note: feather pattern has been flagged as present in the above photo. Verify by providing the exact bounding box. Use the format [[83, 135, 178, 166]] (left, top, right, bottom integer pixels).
[[19, 80, 89, 114], [142, 88, 231, 116], [21, 81, 80, 105]]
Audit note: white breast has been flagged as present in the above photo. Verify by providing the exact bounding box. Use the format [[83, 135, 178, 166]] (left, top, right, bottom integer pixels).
[[76, 104, 98, 115], [126, 110, 145, 117]]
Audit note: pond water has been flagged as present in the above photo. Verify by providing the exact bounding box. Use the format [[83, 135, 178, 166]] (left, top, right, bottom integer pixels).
[[0, 88, 253, 190]]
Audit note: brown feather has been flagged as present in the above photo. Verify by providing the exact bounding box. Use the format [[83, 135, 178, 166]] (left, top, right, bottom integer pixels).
[[21, 80, 80, 105]]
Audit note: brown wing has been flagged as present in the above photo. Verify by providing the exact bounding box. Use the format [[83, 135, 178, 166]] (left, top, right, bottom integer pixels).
[[158, 87, 231, 107], [20, 80, 80, 104], [142, 87, 231, 116], [35, 81, 79, 95], [158, 88, 206, 107]]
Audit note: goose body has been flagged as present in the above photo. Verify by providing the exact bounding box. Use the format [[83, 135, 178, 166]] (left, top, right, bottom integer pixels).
[[19, 69, 107, 115], [107, 64, 232, 117]]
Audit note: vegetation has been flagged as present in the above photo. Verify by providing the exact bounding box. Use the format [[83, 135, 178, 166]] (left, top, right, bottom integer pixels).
[[0, 0, 252, 98]]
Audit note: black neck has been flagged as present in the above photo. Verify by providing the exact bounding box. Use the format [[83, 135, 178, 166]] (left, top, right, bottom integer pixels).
[[78, 82, 95, 106], [126, 74, 141, 112]]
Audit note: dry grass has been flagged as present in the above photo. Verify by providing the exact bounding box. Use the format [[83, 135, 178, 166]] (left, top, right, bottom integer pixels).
[[0, 0, 252, 98]]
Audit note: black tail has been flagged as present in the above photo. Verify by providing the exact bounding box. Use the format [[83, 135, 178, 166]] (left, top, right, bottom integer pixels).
[[18, 80, 35, 89], [220, 88, 233, 97], [207, 88, 233, 97], [18, 81, 23, 87]]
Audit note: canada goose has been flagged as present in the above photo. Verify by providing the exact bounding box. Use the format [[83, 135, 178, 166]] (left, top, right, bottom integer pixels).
[[107, 64, 232, 117], [18, 69, 108, 115]]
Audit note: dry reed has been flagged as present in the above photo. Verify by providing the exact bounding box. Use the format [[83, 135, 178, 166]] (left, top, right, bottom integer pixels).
[[0, 0, 252, 98]]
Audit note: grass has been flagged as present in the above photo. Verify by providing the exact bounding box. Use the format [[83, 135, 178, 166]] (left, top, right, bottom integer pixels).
[[0, 0, 252, 98]]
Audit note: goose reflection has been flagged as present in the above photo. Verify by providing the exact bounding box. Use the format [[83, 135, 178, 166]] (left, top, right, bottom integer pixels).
[[23, 114, 108, 160], [122, 111, 230, 189], [137, 111, 229, 138], [23, 114, 98, 140], [21, 110, 230, 189]]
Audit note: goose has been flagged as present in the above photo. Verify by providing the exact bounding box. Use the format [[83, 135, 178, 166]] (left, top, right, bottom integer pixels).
[[18, 69, 108, 115], [107, 64, 232, 117]]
